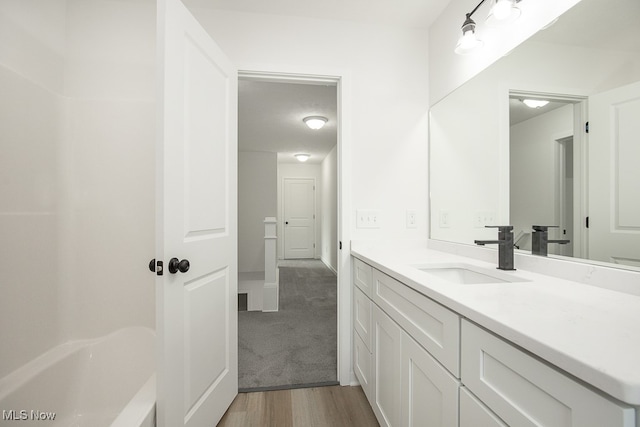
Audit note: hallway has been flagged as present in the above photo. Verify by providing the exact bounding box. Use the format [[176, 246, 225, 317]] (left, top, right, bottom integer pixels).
[[238, 260, 337, 391]]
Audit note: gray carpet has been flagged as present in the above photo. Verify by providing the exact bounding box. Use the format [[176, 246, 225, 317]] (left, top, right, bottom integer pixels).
[[238, 260, 337, 391]]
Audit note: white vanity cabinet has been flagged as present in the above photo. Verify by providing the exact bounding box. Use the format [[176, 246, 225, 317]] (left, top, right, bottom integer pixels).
[[352, 256, 637, 427], [353, 258, 461, 427], [461, 320, 635, 427]]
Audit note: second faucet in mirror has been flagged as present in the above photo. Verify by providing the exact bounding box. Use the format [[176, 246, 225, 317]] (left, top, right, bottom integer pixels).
[[531, 225, 570, 256]]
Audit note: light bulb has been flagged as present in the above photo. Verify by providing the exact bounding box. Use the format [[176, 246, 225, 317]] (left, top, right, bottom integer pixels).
[[486, 0, 521, 27], [493, 0, 512, 20]]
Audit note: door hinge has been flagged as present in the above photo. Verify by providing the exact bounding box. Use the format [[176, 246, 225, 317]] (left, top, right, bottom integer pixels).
[[586, 216, 589, 228], [313, 243, 316, 248], [313, 214, 316, 219], [339, 241, 342, 250], [585, 121, 589, 133]]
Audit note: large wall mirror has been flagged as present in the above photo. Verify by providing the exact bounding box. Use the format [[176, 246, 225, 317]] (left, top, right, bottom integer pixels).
[[429, 0, 640, 270]]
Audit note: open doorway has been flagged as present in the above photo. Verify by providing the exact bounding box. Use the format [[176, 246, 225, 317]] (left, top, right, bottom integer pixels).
[[236, 74, 339, 391], [509, 91, 586, 257]]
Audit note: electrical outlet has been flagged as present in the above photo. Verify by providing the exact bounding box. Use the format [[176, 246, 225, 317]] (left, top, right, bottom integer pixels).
[[356, 209, 380, 228], [439, 210, 450, 228], [406, 210, 417, 228]]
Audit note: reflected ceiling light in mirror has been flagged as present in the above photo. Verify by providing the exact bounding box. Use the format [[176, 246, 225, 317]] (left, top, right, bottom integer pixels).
[[455, 14, 484, 55], [486, 0, 521, 27], [303, 116, 327, 130], [522, 99, 549, 108], [295, 153, 310, 162]]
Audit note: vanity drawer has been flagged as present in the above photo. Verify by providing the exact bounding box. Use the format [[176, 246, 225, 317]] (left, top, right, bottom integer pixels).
[[353, 257, 373, 297], [461, 320, 635, 427], [354, 285, 372, 351], [372, 269, 460, 377]]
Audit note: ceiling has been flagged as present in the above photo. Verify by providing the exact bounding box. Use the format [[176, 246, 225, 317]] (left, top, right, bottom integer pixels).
[[183, 0, 450, 30], [238, 80, 337, 164]]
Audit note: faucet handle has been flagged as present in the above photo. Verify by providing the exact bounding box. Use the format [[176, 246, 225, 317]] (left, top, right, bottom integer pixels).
[[485, 225, 513, 232], [532, 225, 558, 232]]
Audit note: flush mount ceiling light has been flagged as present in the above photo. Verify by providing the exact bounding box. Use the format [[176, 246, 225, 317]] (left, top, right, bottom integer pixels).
[[303, 116, 328, 130], [295, 153, 310, 162], [522, 99, 549, 108], [486, 0, 522, 27]]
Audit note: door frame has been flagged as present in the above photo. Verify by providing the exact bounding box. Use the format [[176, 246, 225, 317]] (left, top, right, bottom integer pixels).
[[554, 133, 574, 257], [509, 90, 588, 259], [282, 177, 317, 259], [238, 68, 353, 386]]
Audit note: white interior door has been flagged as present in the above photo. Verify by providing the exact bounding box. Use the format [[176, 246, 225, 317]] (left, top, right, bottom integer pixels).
[[588, 80, 640, 267], [156, 0, 237, 425], [283, 178, 315, 259]]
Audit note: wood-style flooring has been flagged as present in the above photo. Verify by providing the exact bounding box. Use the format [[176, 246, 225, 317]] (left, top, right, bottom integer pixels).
[[217, 385, 379, 427]]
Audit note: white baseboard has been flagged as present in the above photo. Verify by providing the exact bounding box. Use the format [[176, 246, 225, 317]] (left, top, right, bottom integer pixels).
[[320, 256, 337, 275]]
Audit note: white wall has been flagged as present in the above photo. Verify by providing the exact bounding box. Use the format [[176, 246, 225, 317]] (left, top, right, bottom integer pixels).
[[238, 151, 277, 273], [510, 105, 574, 251], [0, 0, 155, 378], [190, 8, 430, 244], [0, 0, 67, 377], [428, 0, 583, 105], [321, 146, 338, 272], [61, 0, 155, 340], [277, 162, 321, 259]]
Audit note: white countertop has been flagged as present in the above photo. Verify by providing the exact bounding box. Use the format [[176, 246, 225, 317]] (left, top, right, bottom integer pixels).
[[351, 241, 640, 406]]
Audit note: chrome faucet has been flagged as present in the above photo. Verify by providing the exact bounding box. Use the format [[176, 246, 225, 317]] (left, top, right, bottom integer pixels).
[[474, 225, 516, 270], [531, 225, 570, 256]]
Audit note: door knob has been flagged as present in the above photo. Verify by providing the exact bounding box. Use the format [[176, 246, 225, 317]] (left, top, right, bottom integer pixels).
[[168, 258, 190, 274], [285, 221, 289, 225]]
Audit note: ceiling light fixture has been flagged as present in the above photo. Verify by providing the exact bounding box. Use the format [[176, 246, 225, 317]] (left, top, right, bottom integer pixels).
[[522, 99, 549, 108], [303, 116, 328, 130], [486, 0, 521, 27], [295, 153, 310, 162]]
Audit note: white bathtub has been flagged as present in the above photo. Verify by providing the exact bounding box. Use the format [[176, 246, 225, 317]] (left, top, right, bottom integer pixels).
[[0, 327, 155, 427]]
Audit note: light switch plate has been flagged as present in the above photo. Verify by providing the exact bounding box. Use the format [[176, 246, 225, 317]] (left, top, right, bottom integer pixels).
[[357, 209, 380, 228]]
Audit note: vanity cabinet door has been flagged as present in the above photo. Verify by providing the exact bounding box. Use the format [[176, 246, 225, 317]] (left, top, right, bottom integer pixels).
[[400, 332, 459, 427], [354, 328, 373, 401], [372, 305, 402, 427], [353, 257, 373, 297], [461, 320, 635, 427], [460, 387, 507, 427], [354, 286, 372, 350]]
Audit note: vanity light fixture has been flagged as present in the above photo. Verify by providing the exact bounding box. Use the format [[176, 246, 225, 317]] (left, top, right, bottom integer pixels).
[[455, 13, 484, 55], [455, 0, 524, 54], [303, 116, 328, 130], [522, 99, 549, 108], [486, 0, 522, 27], [295, 153, 310, 162]]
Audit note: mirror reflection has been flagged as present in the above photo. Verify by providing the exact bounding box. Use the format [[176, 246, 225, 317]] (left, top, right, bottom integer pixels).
[[429, 0, 640, 270]]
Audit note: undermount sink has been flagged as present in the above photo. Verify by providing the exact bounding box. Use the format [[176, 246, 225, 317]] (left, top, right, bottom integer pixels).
[[412, 263, 527, 285]]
